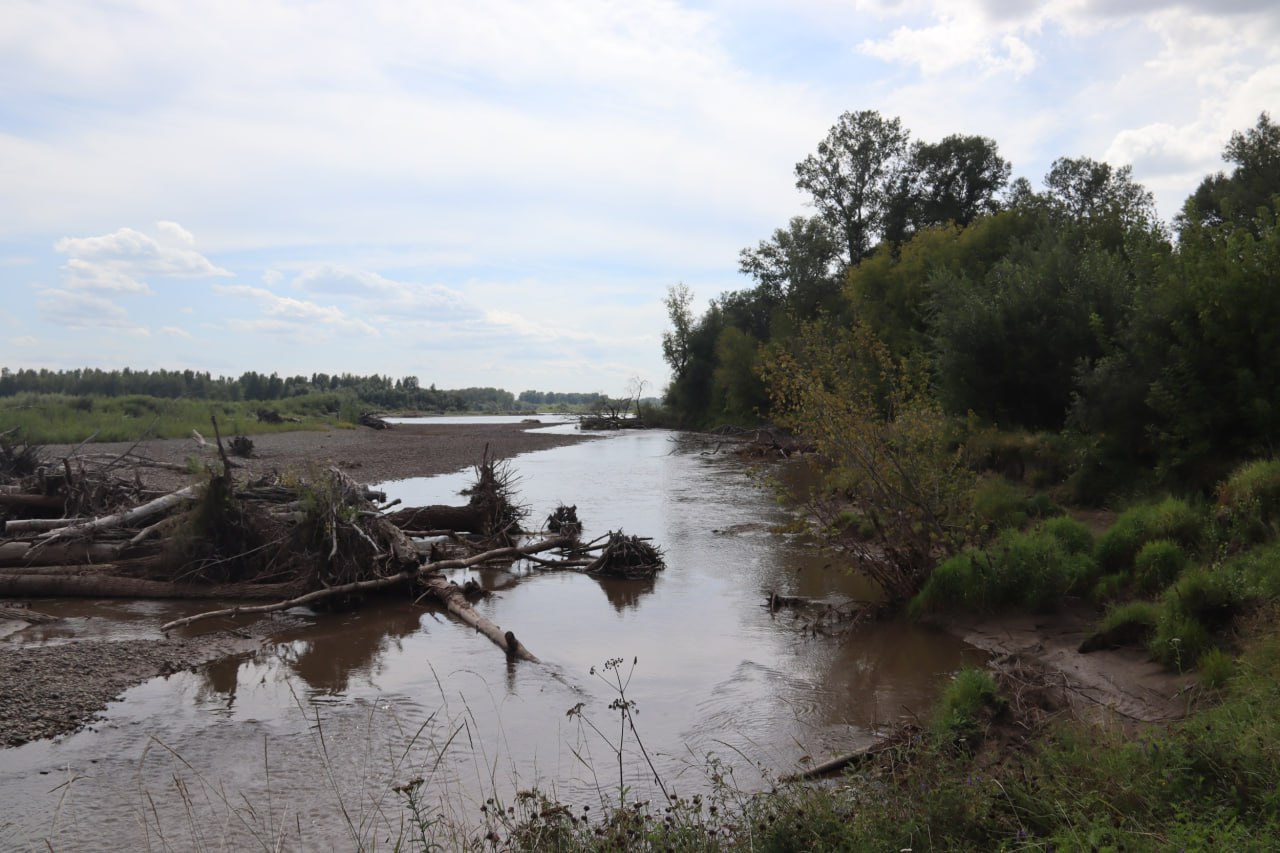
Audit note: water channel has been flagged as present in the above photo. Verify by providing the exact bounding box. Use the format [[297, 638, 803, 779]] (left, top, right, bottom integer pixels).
[[0, 422, 982, 850]]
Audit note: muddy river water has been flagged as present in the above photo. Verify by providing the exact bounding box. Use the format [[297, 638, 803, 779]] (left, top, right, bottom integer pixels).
[[0, 424, 981, 850]]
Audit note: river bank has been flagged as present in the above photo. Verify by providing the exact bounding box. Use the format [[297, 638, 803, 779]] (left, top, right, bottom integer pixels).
[[1, 421, 595, 748], [44, 420, 595, 493]]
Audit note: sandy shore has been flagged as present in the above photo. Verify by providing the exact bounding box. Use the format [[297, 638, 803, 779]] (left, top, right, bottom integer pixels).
[[1, 421, 596, 748], [50, 420, 597, 492]]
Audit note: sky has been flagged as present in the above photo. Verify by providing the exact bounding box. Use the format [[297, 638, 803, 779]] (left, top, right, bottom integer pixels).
[[2, 1, 1277, 397]]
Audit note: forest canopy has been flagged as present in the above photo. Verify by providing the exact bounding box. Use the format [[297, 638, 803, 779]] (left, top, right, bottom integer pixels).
[[662, 111, 1280, 496]]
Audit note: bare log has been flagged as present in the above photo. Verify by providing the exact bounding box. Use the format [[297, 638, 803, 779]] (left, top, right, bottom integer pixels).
[[0, 493, 66, 511], [418, 573, 540, 662], [159, 536, 572, 653], [0, 573, 301, 600], [385, 505, 489, 535], [0, 540, 123, 567], [3, 517, 91, 535], [38, 485, 197, 543]]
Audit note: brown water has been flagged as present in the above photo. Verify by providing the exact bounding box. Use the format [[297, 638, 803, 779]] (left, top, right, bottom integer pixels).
[[0, 428, 982, 850]]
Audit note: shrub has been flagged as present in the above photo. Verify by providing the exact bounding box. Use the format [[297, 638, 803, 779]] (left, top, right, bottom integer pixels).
[[1197, 647, 1234, 688], [913, 528, 1094, 615], [970, 478, 1063, 538], [1133, 538, 1189, 594], [1039, 516, 1093, 555], [1095, 497, 1205, 574], [931, 667, 1004, 747], [1099, 600, 1160, 634], [1216, 458, 1280, 545], [971, 476, 1029, 533]]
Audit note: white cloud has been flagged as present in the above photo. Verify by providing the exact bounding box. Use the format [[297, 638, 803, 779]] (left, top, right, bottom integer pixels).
[[213, 283, 381, 338], [55, 223, 230, 280], [160, 326, 192, 338], [36, 288, 134, 329], [12, 336, 37, 346]]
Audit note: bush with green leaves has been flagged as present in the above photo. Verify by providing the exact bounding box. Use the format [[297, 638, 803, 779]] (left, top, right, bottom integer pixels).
[[1133, 538, 1189, 594], [1095, 497, 1205, 574], [1039, 515, 1093, 555], [1216, 457, 1280, 546], [912, 526, 1095, 615], [931, 667, 1005, 748]]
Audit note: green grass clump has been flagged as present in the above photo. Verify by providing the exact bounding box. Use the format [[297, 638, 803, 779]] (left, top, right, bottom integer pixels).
[[1039, 515, 1093, 555], [1133, 538, 1189, 594], [970, 476, 1062, 536], [1099, 599, 1160, 634], [1197, 647, 1235, 688], [1094, 497, 1205, 574], [913, 527, 1094, 615], [931, 667, 1004, 748], [1216, 457, 1280, 546]]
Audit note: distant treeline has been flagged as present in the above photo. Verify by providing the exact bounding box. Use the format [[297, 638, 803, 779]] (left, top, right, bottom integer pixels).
[[0, 368, 601, 414], [516, 390, 605, 406]]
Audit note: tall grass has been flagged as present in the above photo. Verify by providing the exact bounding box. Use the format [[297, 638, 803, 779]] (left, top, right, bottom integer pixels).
[[0, 392, 353, 444]]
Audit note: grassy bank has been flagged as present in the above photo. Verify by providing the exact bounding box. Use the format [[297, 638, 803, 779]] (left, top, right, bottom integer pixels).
[[0, 392, 357, 443]]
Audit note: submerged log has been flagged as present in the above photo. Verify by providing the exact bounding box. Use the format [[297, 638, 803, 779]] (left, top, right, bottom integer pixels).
[[419, 574, 540, 662], [159, 536, 573, 663]]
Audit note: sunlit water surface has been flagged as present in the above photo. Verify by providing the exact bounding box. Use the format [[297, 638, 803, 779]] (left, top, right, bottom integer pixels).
[[0, 424, 981, 850]]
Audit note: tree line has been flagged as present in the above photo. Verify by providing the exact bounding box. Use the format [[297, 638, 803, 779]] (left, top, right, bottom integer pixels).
[[0, 367, 604, 414], [663, 110, 1280, 496]]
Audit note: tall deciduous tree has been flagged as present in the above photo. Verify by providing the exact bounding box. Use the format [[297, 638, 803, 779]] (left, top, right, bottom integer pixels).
[[795, 110, 911, 266], [1043, 156, 1155, 227], [1181, 112, 1280, 234], [737, 215, 842, 318], [908, 134, 1011, 230]]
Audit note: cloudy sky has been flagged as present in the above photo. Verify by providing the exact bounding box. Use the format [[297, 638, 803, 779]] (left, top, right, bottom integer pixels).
[[2, 1, 1277, 396]]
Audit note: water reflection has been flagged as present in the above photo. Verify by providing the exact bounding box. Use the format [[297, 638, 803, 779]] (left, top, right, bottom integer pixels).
[[273, 603, 427, 694], [0, 429, 983, 851]]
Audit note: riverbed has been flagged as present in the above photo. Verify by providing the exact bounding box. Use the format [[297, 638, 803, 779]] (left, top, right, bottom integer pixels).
[[0, 423, 982, 850]]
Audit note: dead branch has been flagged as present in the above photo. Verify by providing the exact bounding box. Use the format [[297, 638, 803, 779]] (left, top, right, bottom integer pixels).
[[159, 535, 572, 641]]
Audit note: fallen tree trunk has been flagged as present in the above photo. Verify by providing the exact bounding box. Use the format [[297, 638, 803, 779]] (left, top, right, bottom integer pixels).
[[3, 517, 91, 535], [0, 493, 66, 511], [418, 573, 540, 662], [38, 485, 197, 543], [159, 536, 573, 662], [0, 573, 302, 600], [0, 540, 123, 567], [385, 505, 489, 534]]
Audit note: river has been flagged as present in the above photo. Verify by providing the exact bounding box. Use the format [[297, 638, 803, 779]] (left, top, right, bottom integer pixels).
[[0, 423, 981, 850]]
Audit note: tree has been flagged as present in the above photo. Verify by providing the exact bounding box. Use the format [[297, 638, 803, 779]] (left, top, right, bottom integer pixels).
[[903, 134, 1011, 233], [1181, 112, 1280, 234], [661, 283, 695, 377], [737, 215, 842, 319], [795, 110, 911, 266], [1043, 156, 1155, 228], [760, 319, 973, 603]]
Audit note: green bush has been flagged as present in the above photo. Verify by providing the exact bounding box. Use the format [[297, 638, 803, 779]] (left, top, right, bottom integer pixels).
[[931, 667, 1004, 747], [1039, 515, 1093, 555], [1197, 647, 1234, 688], [913, 528, 1094, 615], [1095, 497, 1205, 574], [1216, 458, 1280, 545], [1099, 600, 1160, 634], [971, 475, 1029, 533], [970, 477, 1063, 537], [1133, 538, 1189, 594]]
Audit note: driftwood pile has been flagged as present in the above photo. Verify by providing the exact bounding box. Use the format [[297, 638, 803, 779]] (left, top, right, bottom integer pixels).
[[690, 426, 816, 459], [0, 428, 664, 663]]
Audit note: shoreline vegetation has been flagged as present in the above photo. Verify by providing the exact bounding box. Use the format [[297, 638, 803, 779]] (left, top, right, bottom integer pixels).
[[3, 108, 1280, 848]]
